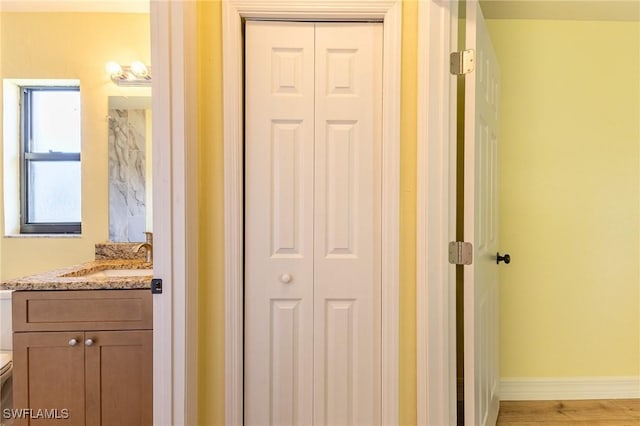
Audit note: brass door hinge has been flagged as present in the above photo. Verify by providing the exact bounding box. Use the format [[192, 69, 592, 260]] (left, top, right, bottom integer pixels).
[[449, 241, 473, 265], [450, 49, 475, 75]]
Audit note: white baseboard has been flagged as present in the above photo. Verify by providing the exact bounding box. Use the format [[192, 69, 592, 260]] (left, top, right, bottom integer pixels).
[[500, 376, 640, 401]]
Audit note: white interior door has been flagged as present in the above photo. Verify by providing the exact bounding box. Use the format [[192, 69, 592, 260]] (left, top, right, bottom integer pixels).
[[245, 21, 382, 426], [463, 1, 501, 425]]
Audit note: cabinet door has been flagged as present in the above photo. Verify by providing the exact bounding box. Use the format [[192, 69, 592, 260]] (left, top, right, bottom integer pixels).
[[85, 330, 152, 426], [13, 332, 85, 426]]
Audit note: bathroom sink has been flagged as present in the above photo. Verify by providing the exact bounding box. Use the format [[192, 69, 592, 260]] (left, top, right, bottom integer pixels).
[[80, 268, 153, 279]]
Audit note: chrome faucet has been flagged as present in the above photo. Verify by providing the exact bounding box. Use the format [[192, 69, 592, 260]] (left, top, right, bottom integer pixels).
[[133, 232, 153, 263]]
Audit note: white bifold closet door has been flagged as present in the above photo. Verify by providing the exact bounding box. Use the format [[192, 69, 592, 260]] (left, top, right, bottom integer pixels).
[[244, 21, 383, 426]]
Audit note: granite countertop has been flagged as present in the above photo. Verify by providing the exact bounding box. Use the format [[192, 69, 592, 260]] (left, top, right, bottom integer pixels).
[[0, 259, 153, 291]]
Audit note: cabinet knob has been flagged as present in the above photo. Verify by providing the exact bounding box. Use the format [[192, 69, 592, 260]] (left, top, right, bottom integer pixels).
[[279, 273, 293, 284], [85, 338, 95, 347], [68, 338, 78, 347]]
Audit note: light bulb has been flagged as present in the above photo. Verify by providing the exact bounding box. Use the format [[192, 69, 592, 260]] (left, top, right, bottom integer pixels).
[[130, 61, 149, 78], [106, 61, 123, 77]]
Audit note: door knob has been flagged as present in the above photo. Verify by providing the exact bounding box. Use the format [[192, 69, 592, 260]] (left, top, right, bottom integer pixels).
[[279, 273, 293, 284], [68, 338, 78, 346], [85, 338, 95, 347], [497, 252, 511, 264]]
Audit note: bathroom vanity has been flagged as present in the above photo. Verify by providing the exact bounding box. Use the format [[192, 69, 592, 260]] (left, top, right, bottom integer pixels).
[[12, 290, 152, 426], [0, 246, 153, 426]]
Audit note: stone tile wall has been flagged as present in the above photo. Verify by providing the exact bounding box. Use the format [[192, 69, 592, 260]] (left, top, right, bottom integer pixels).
[[108, 109, 146, 242]]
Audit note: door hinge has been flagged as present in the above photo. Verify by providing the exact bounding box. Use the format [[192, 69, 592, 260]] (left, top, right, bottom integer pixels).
[[449, 241, 473, 265], [450, 49, 475, 75]]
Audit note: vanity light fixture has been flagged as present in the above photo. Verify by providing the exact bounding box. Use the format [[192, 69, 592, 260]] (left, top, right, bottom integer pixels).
[[106, 61, 152, 87]]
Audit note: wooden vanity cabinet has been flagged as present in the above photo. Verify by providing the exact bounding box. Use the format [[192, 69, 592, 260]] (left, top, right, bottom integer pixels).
[[12, 290, 152, 426], [12, 331, 86, 425]]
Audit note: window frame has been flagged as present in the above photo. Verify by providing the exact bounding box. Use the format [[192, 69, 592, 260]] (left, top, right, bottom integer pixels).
[[20, 86, 82, 234]]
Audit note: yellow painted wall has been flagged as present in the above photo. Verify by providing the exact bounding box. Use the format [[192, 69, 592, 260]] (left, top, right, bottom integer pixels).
[[197, 1, 226, 424], [0, 14, 3, 277], [488, 19, 640, 378], [399, 1, 418, 424], [195, 1, 419, 424], [0, 13, 150, 280]]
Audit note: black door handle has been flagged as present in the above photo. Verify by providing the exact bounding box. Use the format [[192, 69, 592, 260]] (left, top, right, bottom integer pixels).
[[497, 252, 511, 264]]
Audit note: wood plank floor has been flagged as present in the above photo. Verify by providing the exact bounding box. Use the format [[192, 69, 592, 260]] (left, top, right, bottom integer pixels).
[[497, 399, 640, 425]]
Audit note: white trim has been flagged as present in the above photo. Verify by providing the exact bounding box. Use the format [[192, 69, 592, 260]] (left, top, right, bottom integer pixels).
[[500, 377, 640, 401], [151, 1, 198, 425], [222, 1, 401, 425], [179, 3, 199, 424], [416, 1, 458, 425], [150, 2, 172, 422]]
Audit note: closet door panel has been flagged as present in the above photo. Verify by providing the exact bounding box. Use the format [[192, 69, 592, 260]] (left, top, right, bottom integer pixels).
[[244, 21, 315, 426], [313, 23, 383, 426], [245, 21, 383, 426]]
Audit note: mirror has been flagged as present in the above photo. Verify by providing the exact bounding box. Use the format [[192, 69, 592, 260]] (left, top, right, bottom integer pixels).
[[0, 5, 152, 280], [108, 96, 152, 242]]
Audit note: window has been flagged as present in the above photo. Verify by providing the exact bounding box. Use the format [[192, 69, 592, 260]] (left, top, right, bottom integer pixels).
[[21, 87, 81, 234]]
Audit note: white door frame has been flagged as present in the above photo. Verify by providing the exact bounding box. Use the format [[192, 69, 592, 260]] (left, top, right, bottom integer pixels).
[[222, 1, 401, 425], [151, 1, 457, 424], [151, 1, 199, 425], [416, 1, 458, 425]]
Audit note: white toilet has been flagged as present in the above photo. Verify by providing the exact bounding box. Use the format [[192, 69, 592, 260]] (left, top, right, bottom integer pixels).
[[0, 290, 13, 414]]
